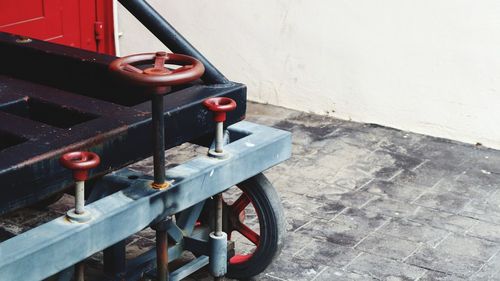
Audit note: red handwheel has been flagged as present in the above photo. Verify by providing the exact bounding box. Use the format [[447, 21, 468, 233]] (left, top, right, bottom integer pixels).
[[203, 97, 237, 122], [33, 152, 99, 209], [109, 51, 205, 87], [60, 151, 100, 181]]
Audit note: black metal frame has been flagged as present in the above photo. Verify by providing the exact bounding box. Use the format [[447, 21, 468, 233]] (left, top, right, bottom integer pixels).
[[0, 0, 246, 214]]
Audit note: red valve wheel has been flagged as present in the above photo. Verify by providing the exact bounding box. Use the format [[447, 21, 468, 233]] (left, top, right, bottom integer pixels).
[[109, 51, 205, 88], [60, 151, 100, 181], [203, 97, 237, 122], [192, 174, 286, 279]]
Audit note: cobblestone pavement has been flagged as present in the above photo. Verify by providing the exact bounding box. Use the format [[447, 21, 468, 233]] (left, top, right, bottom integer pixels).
[[2, 102, 500, 280]]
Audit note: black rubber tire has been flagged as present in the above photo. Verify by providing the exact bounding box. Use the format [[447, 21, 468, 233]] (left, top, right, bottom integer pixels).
[[224, 173, 286, 279]]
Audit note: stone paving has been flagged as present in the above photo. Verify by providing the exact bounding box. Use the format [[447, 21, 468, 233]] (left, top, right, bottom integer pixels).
[[2, 102, 500, 280], [243, 103, 500, 281]]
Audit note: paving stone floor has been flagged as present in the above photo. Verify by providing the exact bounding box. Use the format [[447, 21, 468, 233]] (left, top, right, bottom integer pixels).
[[2, 102, 500, 280], [243, 103, 500, 281]]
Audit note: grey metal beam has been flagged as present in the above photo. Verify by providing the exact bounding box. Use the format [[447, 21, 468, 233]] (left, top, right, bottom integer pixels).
[[0, 122, 291, 281], [170, 256, 209, 281]]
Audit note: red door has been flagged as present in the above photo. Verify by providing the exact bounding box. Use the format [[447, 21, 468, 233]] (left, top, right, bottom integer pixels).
[[0, 0, 115, 55]]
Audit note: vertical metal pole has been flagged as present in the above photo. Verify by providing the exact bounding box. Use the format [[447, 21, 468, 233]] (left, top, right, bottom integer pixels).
[[203, 99, 231, 280], [75, 180, 86, 281], [151, 94, 166, 186], [215, 122, 224, 153], [214, 119, 224, 254], [103, 240, 126, 278], [151, 93, 169, 281], [156, 228, 169, 281], [215, 194, 223, 236], [75, 263, 84, 281], [74, 181, 85, 214], [213, 193, 225, 281]]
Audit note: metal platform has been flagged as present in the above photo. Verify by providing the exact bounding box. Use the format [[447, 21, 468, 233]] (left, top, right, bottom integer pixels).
[[0, 121, 291, 281]]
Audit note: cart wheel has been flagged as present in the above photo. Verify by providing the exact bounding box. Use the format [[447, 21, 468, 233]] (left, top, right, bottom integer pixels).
[[201, 173, 285, 279]]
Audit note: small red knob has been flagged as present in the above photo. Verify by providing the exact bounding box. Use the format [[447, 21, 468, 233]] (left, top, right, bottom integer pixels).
[[60, 151, 100, 181], [203, 97, 237, 122]]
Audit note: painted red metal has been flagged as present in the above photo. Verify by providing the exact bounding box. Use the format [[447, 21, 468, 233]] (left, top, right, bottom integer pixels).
[[0, 0, 115, 54], [109, 52, 205, 87], [203, 97, 237, 122], [60, 151, 101, 181], [96, 0, 116, 55], [226, 193, 260, 265]]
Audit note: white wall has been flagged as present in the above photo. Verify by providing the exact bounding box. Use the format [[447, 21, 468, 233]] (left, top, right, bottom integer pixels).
[[117, 0, 500, 149]]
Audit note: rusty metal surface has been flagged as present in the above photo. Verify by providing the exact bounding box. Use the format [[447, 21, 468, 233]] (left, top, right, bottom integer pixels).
[[0, 32, 246, 214]]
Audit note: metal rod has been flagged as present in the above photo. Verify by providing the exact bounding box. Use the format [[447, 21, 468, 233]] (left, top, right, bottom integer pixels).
[[151, 94, 166, 186], [103, 240, 126, 278], [214, 194, 224, 280], [156, 228, 169, 281], [118, 0, 229, 85], [75, 181, 85, 214], [215, 194, 223, 236], [215, 122, 224, 153], [75, 263, 84, 281]]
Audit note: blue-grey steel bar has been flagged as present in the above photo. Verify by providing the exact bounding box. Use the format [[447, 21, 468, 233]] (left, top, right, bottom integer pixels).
[[170, 256, 209, 281], [0, 122, 291, 281]]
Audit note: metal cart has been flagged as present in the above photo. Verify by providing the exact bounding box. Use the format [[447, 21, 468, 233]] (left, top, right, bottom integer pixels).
[[0, 1, 291, 280]]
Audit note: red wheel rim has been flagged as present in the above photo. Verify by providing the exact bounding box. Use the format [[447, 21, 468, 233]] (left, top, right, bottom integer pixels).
[[225, 191, 261, 265]]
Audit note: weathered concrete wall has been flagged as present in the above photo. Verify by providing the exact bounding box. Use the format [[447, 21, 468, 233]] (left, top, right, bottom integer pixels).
[[117, 0, 500, 149]]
